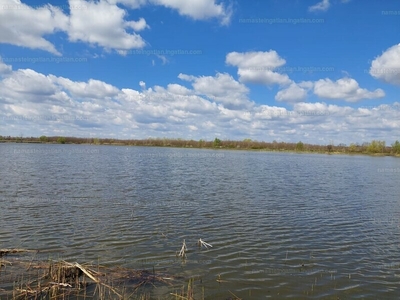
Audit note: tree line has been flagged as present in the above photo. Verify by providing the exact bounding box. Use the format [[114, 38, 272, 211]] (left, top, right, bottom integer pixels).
[[1, 135, 400, 156]]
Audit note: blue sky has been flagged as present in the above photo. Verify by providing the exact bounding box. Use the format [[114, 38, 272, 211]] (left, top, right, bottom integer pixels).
[[0, 0, 399, 144]]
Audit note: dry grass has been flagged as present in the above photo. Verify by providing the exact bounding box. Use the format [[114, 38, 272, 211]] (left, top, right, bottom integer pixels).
[[1, 249, 242, 300], [0, 249, 177, 299]]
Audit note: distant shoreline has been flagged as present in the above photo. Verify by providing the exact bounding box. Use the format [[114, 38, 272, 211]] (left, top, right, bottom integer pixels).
[[1, 137, 399, 158]]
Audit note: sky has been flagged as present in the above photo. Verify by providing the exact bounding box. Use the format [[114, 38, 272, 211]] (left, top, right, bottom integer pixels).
[[0, 0, 399, 145]]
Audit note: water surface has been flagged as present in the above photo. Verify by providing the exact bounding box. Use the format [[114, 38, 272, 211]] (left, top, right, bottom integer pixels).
[[1, 144, 400, 299]]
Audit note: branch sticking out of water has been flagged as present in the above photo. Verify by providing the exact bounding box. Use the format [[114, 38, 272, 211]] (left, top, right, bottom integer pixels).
[[198, 238, 212, 249], [178, 240, 187, 258]]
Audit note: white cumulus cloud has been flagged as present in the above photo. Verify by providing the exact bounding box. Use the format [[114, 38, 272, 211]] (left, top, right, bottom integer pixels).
[[226, 51, 292, 86], [369, 43, 400, 86], [313, 77, 385, 102], [126, 17, 150, 31], [67, 0, 146, 52], [105, 0, 232, 24], [53, 77, 120, 99], [0, 0, 68, 55], [0, 57, 12, 75], [1, 64, 399, 145], [179, 72, 252, 109], [309, 0, 330, 12], [275, 82, 313, 103], [150, 0, 232, 25]]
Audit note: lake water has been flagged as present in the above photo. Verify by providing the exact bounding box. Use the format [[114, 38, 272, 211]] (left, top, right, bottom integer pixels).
[[1, 143, 400, 299]]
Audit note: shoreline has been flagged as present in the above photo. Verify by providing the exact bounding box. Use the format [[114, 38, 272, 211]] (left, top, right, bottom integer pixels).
[[1, 139, 399, 158]]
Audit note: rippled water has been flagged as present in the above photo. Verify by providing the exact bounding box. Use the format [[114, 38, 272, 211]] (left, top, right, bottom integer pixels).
[[1, 143, 400, 299]]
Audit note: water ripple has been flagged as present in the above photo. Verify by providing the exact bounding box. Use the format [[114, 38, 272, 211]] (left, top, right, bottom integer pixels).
[[1, 145, 400, 298]]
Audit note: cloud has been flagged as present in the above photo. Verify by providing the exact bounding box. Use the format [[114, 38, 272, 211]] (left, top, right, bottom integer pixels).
[[53, 77, 120, 99], [308, 0, 330, 12], [178, 72, 252, 109], [139, 81, 146, 89], [167, 84, 192, 95], [226, 51, 292, 86], [1, 69, 58, 100], [104, 0, 233, 24], [369, 43, 400, 86], [226, 51, 286, 70], [0, 0, 231, 56], [107, 0, 148, 9], [1, 65, 399, 145], [0, 58, 12, 75], [0, 0, 68, 55], [156, 54, 168, 65], [313, 77, 385, 102], [0, 0, 148, 55], [126, 17, 150, 31], [151, 0, 232, 25], [67, 0, 146, 52], [275, 82, 313, 103]]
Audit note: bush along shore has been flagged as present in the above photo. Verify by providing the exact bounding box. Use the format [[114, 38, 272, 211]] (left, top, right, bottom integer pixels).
[[1, 135, 400, 156]]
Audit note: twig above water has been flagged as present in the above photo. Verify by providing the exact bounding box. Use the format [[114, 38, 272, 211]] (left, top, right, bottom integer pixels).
[[178, 240, 187, 258], [198, 238, 213, 249]]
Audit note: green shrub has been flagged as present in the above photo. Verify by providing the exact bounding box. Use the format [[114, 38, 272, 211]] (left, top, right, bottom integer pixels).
[[213, 138, 221, 147], [367, 140, 385, 153], [296, 141, 304, 151], [392, 140, 400, 154], [57, 137, 66, 144]]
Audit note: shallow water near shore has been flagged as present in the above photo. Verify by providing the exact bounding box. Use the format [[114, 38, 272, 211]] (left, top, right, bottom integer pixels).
[[1, 143, 400, 299]]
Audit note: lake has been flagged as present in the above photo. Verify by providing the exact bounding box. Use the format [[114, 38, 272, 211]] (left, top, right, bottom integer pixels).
[[1, 143, 400, 299]]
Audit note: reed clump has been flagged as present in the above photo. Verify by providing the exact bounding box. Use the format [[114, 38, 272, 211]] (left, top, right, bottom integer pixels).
[[0, 249, 176, 299], [1, 248, 239, 300]]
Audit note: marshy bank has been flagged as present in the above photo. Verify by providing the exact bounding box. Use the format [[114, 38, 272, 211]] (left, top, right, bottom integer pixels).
[[0, 249, 218, 300]]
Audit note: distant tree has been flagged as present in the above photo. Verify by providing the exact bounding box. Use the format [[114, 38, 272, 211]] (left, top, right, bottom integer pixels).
[[367, 140, 385, 153], [57, 137, 66, 144], [39, 135, 48, 142], [213, 138, 221, 147], [392, 140, 400, 154], [296, 141, 304, 151], [327, 144, 333, 152], [360, 142, 370, 152]]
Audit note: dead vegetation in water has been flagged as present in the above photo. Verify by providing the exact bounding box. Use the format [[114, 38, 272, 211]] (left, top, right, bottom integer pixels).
[[1, 248, 238, 300], [0, 249, 178, 299], [0, 249, 37, 257]]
